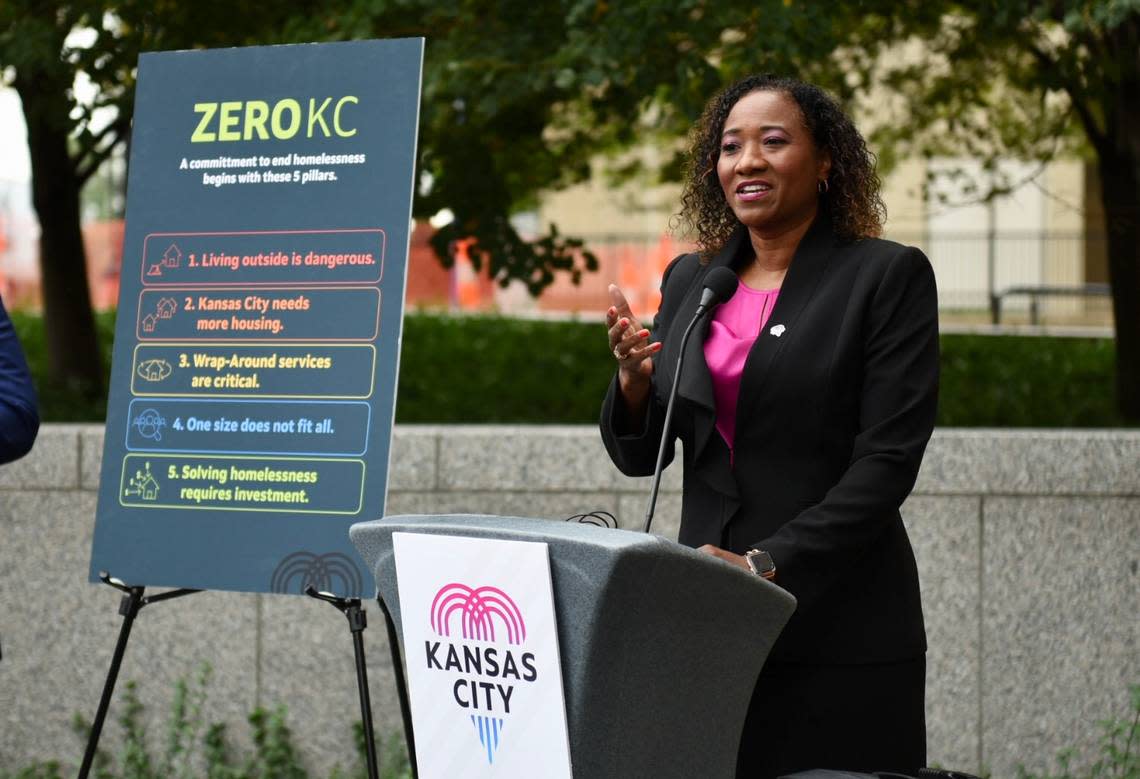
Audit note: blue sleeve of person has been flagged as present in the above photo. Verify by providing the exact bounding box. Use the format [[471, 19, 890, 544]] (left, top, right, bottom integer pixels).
[[0, 298, 39, 464]]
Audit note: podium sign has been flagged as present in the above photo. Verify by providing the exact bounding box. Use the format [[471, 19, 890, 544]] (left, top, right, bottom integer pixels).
[[90, 39, 423, 596], [392, 532, 573, 778]]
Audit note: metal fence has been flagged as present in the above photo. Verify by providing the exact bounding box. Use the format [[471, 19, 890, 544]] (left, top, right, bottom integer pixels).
[[544, 231, 1113, 326], [886, 230, 1111, 324]]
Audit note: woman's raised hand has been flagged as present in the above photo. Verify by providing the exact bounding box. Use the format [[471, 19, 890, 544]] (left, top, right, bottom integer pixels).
[[606, 284, 661, 412]]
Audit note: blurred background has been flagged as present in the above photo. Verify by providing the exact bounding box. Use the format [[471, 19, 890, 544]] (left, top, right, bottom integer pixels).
[[1, 1, 1134, 427], [0, 6, 1136, 778]]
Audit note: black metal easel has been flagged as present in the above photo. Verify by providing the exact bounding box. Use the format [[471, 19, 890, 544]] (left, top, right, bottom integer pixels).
[[79, 572, 201, 779], [80, 575, 412, 779], [304, 586, 381, 779]]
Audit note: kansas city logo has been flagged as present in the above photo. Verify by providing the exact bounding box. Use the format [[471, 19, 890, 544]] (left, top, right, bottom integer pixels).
[[427, 583, 538, 765]]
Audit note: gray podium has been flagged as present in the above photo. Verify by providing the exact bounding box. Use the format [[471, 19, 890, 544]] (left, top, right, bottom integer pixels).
[[350, 514, 797, 779]]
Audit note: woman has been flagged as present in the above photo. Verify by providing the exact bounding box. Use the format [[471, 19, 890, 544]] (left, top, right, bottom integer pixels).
[[600, 74, 939, 777]]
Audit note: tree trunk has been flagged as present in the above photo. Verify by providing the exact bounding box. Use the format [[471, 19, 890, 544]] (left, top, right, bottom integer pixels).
[[1096, 148, 1140, 422], [1092, 33, 1140, 423], [15, 74, 105, 403]]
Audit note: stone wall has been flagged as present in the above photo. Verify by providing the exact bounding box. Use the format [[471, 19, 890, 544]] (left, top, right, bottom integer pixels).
[[1, 425, 1136, 776]]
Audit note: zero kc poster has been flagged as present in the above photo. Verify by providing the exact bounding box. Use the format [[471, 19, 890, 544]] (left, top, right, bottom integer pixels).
[[90, 38, 423, 597]]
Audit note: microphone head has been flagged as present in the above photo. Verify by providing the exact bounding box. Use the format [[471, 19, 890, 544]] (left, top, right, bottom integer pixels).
[[699, 266, 740, 310]]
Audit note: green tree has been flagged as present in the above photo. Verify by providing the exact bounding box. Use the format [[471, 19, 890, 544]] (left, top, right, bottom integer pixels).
[[2, 4, 111, 401], [539, 0, 1139, 420], [835, 1, 1140, 420], [0, 2, 323, 400], [4, 2, 1137, 419], [263, 0, 1140, 421], [0, 1, 600, 400]]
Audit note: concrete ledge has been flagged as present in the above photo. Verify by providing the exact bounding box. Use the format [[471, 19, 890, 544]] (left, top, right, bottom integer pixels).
[[918, 429, 1140, 496], [0, 424, 1136, 777], [0, 423, 83, 489]]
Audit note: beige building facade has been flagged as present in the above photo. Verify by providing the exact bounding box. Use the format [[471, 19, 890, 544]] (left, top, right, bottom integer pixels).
[[529, 152, 1107, 326]]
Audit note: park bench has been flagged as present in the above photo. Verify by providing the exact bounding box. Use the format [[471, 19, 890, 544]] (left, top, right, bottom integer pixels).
[[989, 283, 1111, 324]]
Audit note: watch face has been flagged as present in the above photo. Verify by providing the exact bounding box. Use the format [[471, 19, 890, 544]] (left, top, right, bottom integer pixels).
[[746, 550, 774, 575]]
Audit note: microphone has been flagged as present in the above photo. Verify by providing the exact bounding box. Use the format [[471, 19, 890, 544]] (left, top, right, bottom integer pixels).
[[695, 266, 740, 316], [643, 267, 739, 533]]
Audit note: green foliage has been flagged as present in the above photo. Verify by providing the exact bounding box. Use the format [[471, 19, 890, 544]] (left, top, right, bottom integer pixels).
[[938, 334, 1127, 427], [4, 1, 1139, 416], [164, 664, 213, 779], [303, 1, 880, 288], [246, 707, 305, 779], [1017, 684, 1140, 779], [117, 681, 155, 779], [5, 1, 1135, 283], [8, 308, 115, 422], [401, 321, 1132, 428], [342, 722, 412, 779], [395, 313, 614, 423], [9, 309, 1128, 427], [0, 1, 602, 296], [2, 664, 411, 779], [0, 764, 65, 779], [0, 2, 324, 184]]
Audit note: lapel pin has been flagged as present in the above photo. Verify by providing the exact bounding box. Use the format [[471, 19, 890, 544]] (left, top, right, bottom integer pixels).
[[770, 324, 786, 337]]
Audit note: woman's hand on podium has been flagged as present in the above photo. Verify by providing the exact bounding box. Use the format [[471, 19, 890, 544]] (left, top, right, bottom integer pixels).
[[698, 544, 749, 571]]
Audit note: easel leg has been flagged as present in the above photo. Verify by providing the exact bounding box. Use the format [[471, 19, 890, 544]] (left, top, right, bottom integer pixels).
[[348, 602, 380, 779], [306, 586, 379, 779], [80, 573, 201, 779], [79, 583, 143, 779]]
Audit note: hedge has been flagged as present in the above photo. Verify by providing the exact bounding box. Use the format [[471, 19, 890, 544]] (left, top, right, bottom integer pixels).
[[8, 310, 1129, 427]]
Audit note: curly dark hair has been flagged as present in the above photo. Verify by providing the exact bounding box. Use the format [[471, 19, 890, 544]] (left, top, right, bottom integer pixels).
[[678, 74, 886, 258]]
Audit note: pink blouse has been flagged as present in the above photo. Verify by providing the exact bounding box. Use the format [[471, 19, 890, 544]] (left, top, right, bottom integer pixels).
[[702, 281, 780, 454]]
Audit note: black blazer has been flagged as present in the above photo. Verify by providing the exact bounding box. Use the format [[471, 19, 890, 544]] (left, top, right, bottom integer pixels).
[[600, 214, 939, 664]]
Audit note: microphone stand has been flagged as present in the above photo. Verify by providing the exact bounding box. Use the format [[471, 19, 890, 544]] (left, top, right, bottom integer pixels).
[[642, 308, 707, 534]]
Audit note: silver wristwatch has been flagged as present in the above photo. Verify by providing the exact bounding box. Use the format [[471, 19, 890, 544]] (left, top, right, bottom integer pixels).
[[744, 549, 776, 580]]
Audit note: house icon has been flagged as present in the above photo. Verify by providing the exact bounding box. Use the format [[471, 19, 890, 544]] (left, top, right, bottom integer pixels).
[[125, 462, 161, 501], [156, 298, 177, 318], [163, 244, 182, 268], [137, 471, 160, 500], [141, 313, 158, 333]]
